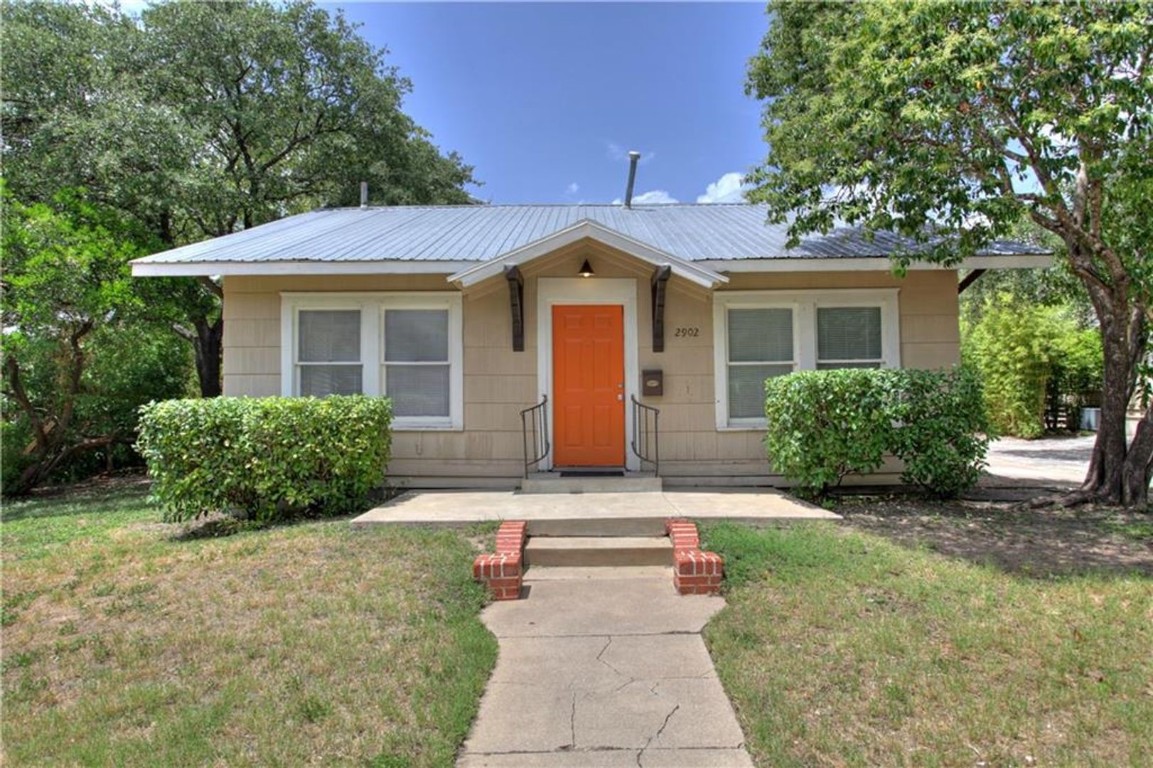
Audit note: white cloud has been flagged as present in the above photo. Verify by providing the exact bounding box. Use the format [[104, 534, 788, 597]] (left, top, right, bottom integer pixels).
[[566, 182, 580, 195], [612, 190, 679, 205], [696, 172, 748, 204]]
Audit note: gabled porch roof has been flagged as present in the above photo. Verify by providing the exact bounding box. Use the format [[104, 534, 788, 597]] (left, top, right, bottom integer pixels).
[[447, 219, 727, 289]]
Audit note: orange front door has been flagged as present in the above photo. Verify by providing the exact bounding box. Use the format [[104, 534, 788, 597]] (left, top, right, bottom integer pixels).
[[552, 305, 625, 467]]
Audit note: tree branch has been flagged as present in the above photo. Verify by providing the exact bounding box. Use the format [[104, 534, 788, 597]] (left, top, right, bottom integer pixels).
[[2, 355, 49, 453], [197, 275, 224, 300], [172, 323, 197, 342]]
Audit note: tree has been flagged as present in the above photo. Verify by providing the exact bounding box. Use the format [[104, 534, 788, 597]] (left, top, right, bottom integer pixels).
[[747, 0, 1153, 507], [1, 191, 191, 495], [1, 0, 478, 396]]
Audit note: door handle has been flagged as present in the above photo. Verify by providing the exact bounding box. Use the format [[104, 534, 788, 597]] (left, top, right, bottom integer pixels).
[[617, 394, 623, 401]]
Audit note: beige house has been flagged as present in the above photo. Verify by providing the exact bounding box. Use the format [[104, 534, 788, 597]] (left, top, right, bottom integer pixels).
[[131, 204, 1047, 489]]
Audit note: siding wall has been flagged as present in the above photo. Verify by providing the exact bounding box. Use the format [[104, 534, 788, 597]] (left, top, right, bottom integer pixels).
[[222, 244, 960, 487]]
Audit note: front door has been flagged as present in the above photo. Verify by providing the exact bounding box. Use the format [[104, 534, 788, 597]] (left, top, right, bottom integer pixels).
[[552, 304, 625, 467]]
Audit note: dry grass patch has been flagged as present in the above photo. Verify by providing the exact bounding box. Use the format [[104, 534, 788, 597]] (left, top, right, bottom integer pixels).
[[703, 522, 1152, 768], [2, 481, 497, 767]]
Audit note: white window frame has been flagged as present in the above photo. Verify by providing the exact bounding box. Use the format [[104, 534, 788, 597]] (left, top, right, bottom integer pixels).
[[281, 292, 463, 431], [713, 289, 900, 430]]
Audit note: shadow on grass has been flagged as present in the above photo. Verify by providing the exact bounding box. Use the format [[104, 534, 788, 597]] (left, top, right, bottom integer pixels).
[[830, 493, 1153, 580], [0, 478, 152, 523]]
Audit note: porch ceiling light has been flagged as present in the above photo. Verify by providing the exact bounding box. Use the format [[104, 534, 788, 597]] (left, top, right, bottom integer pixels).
[[578, 259, 595, 278]]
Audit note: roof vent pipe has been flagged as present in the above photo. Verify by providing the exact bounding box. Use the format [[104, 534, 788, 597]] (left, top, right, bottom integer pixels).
[[624, 151, 641, 209], [360, 181, 368, 208]]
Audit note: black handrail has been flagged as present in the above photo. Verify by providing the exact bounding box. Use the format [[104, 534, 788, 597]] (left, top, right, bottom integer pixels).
[[520, 396, 550, 478], [630, 395, 659, 476]]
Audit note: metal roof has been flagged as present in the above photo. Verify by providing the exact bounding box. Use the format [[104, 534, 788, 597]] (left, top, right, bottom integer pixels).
[[131, 203, 1048, 268]]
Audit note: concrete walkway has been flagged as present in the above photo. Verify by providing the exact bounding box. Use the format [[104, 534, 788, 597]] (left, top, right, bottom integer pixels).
[[457, 568, 752, 768], [353, 488, 835, 527]]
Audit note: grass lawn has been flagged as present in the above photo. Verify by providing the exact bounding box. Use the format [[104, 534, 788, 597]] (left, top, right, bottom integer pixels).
[[2, 479, 497, 767], [703, 521, 1152, 768]]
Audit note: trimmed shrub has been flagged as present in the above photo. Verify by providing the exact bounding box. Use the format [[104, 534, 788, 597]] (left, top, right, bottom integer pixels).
[[136, 396, 392, 523], [764, 368, 991, 498], [763, 369, 893, 498], [886, 368, 993, 498]]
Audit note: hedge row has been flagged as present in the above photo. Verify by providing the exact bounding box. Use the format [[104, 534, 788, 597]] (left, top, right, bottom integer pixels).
[[136, 396, 392, 523], [763, 368, 991, 498]]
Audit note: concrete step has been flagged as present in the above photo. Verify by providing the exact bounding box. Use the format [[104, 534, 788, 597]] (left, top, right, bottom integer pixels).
[[524, 565, 673, 581], [523, 535, 673, 567], [527, 517, 670, 538], [520, 474, 662, 494]]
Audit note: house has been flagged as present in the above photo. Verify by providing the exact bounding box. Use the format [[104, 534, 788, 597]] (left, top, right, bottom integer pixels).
[[130, 203, 1048, 488]]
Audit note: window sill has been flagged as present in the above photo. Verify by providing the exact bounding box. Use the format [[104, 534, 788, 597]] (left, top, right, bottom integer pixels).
[[392, 423, 463, 433]]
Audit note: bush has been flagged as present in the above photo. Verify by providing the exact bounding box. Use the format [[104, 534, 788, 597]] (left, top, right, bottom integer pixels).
[[961, 292, 1098, 437], [764, 368, 991, 498], [886, 368, 993, 498], [764, 369, 893, 497], [136, 396, 392, 523]]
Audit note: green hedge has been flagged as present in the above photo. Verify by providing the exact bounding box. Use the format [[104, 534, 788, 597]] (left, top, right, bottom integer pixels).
[[885, 368, 992, 498], [764, 368, 991, 499], [136, 396, 392, 523]]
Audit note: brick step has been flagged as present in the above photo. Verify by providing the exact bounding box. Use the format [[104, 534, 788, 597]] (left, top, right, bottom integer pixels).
[[523, 535, 673, 567], [526, 517, 670, 538]]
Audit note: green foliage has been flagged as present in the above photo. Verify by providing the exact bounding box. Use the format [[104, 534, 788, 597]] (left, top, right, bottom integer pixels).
[[1051, 327, 1105, 406], [764, 370, 893, 497], [764, 368, 991, 498], [962, 292, 1102, 437], [1, 422, 37, 495], [136, 396, 392, 523], [2, 0, 480, 398], [1, 189, 189, 495], [747, 0, 1152, 504], [886, 368, 992, 498]]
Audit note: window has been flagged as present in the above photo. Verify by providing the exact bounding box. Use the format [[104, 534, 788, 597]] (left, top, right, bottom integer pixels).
[[726, 308, 795, 422], [817, 307, 883, 369], [297, 310, 363, 396], [281, 293, 463, 430], [714, 290, 899, 428], [383, 309, 450, 418]]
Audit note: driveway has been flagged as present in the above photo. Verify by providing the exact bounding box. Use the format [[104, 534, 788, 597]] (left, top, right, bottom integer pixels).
[[983, 435, 1093, 487]]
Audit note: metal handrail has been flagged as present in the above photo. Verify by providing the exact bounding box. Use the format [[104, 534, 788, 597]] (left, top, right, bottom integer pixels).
[[520, 396, 550, 478], [630, 395, 660, 476]]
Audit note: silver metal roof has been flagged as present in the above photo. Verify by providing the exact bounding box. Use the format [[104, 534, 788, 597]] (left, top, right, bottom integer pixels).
[[132, 203, 1047, 266]]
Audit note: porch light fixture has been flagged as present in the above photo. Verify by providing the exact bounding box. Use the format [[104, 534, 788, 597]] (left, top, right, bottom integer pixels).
[[578, 259, 595, 278]]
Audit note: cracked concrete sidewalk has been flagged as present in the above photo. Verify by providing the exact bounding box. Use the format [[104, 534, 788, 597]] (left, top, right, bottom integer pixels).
[[457, 569, 753, 768]]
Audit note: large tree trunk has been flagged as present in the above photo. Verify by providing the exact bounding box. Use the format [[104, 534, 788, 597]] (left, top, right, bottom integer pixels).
[[1121, 407, 1153, 507], [1076, 285, 1150, 509], [192, 315, 224, 398]]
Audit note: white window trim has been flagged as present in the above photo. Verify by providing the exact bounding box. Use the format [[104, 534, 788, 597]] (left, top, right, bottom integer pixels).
[[713, 289, 900, 430], [280, 292, 463, 431], [536, 277, 640, 472]]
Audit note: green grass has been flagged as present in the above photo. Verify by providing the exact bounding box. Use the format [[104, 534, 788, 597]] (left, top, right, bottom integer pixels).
[[703, 522, 1153, 768], [2, 482, 498, 767]]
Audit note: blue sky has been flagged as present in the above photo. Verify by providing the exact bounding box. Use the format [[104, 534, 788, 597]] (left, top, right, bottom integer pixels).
[[326, 2, 770, 204]]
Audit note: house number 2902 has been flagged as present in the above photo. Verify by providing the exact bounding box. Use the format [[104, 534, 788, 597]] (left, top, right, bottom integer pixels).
[[674, 327, 700, 338]]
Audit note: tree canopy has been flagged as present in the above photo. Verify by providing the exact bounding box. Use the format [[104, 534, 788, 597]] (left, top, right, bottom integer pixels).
[[1, 0, 478, 492], [748, 0, 1153, 506]]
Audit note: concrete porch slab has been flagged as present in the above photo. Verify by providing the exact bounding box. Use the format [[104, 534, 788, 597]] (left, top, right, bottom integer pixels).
[[352, 488, 836, 527]]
